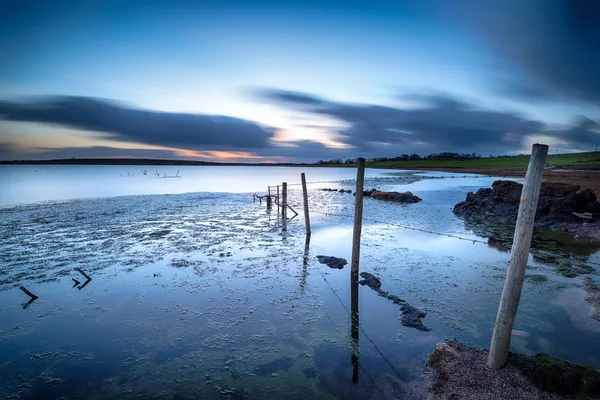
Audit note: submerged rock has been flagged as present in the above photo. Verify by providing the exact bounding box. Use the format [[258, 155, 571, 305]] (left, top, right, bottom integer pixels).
[[316, 255, 347, 269], [358, 272, 382, 290], [453, 180, 600, 239], [363, 189, 422, 204], [358, 272, 430, 331], [583, 277, 600, 321]]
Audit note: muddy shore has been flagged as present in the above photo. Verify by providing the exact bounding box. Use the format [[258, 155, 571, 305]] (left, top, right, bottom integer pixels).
[[429, 340, 600, 400]]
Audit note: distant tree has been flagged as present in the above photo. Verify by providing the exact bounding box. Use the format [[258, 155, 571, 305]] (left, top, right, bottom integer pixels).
[[409, 153, 422, 160]]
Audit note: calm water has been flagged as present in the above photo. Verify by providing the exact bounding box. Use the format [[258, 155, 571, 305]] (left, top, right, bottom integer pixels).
[[1, 165, 599, 399]]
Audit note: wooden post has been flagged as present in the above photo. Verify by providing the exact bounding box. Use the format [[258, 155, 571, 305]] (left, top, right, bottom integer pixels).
[[487, 144, 548, 369], [267, 187, 271, 210], [277, 185, 280, 216], [351, 158, 365, 279], [282, 182, 287, 220], [301, 173, 311, 236]]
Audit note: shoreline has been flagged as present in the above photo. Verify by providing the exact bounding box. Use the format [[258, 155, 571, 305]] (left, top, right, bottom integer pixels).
[[379, 166, 600, 194]]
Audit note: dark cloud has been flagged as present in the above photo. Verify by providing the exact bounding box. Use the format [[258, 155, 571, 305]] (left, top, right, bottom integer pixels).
[[548, 117, 600, 150], [438, 0, 600, 104], [0, 96, 274, 151], [253, 89, 326, 107], [260, 89, 544, 155], [4, 146, 185, 161]]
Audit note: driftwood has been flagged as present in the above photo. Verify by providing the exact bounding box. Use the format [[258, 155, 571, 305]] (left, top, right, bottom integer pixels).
[[19, 286, 38, 300], [74, 268, 92, 281]]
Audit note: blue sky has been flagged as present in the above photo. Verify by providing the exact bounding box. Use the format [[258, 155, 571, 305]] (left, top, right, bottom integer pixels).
[[1, 0, 599, 162]]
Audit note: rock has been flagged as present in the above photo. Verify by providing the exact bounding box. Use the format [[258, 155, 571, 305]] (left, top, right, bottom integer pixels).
[[453, 180, 600, 239], [363, 189, 422, 203], [358, 272, 382, 290], [399, 303, 431, 331], [573, 212, 593, 220], [316, 255, 347, 269], [358, 271, 430, 331], [435, 342, 459, 357]]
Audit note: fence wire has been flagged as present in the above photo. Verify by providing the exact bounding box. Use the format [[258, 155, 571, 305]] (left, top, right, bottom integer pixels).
[[258, 181, 600, 268]]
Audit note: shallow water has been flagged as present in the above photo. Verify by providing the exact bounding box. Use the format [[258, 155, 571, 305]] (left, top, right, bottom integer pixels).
[[1, 166, 599, 399]]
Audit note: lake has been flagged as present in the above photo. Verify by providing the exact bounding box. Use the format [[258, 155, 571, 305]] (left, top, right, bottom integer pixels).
[[1, 165, 599, 399]]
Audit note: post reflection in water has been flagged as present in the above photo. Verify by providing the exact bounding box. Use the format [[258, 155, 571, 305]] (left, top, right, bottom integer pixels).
[[351, 273, 359, 383], [300, 234, 310, 292]]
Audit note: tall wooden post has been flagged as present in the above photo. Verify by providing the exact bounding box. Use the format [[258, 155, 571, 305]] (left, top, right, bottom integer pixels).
[[277, 185, 280, 216], [351, 158, 365, 279], [267, 186, 272, 210], [282, 182, 287, 219], [301, 173, 311, 236], [487, 144, 548, 369]]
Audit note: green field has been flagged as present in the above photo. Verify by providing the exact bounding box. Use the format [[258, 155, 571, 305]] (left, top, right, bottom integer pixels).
[[366, 152, 600, 169]]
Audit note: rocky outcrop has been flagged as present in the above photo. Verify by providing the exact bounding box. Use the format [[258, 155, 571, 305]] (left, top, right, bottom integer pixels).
[[316, 255, 347, 269], [363, 189, 422, 204], [319, 188, 352, 193], [453, 180, 600, 239], [358, 272, 430, 331]]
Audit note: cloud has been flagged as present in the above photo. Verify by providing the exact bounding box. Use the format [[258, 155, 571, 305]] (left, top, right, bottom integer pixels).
[[436, 0, 600, 104], [0, 96, 274, 151], [259, 89, 545, 155], [3, 146, 186, 161], [547, 116, 600, 150]]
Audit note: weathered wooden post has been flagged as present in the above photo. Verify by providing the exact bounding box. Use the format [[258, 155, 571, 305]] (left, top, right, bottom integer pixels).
[[301, 173, 311, 236], [351, 158, 366, 280], [277, 185, 280, 216], [282, 182, 287, 220], [266, 186, 272, 210], [487, 143, 548, 369]]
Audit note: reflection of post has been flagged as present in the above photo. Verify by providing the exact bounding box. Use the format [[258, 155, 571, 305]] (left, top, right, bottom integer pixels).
[[488, 144, 548, 369], [300, 234, 310, 292], [351, 274, 359, 383]]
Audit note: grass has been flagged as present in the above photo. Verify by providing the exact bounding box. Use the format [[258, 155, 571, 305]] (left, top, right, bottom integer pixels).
[[365, 152, 600, 169]]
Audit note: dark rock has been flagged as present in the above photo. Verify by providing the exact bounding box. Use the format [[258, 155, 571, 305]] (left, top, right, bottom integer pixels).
[[399, 303, 431, 331], [316, 255, 347, 269], [358, 272, 382, 290], [363, 189, 422, 203], [454, 180, 600, 238], [358, 271, 430, 331]]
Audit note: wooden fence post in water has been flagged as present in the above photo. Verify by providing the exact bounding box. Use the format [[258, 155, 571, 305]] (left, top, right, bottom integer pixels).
[[277, 185, 280, 216], [266, 186, 272, 210], [487, 143, 548, 369], [282, 182, 287, 220], [351, 158, 366, 279], [301, 173, 311, 236]]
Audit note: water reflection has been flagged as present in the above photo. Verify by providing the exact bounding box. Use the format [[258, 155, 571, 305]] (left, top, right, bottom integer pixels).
[[351, 273, 359, 384]]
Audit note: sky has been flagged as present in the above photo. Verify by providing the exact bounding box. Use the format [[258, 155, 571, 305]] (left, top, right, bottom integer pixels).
[[1, 0, 599, 162]]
